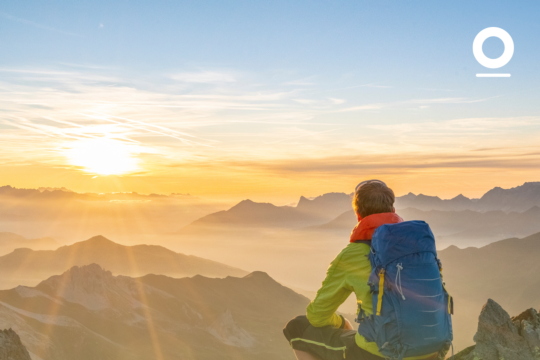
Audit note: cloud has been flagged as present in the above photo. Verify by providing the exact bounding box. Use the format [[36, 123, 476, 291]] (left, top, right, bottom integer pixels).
[[2, 64, 538, 195], [337, 103, 385, 112], [0, 11, 83, 37], [328, 98, 346, 105], [293, 99, 317, 105], [204, 150, 540, 176], [336, 96, 494, 112], [171, 71, 236, 83]]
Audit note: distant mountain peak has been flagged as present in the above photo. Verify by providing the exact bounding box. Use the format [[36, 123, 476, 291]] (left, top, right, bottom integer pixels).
[[243, 271, 273, 280], [523, 205, 540, 214], [238, 199, 255, 204], [442, 245, 460, 252], [68, 235, 119, 249], [40, 263, 113, 288], [85, 235, 114, 243], [229, 199, 275, 212], [37, 264, 142, 311], [416, 194, 442, 200], [521, 181, 540, 187]]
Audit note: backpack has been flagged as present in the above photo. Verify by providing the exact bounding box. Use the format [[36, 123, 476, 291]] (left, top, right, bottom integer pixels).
[[355, 221, 453, 360]]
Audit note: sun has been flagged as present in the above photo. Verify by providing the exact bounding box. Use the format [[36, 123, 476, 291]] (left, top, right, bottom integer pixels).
[[65, 138, 140, 175]]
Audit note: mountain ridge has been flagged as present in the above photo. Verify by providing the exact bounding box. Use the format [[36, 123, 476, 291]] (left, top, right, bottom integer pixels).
[[0, 235, 247, 289], [0, 232, 58, 256], [0, 264, 310, 360], [179, 182, 540, 235], [437, 230, 540, 350]]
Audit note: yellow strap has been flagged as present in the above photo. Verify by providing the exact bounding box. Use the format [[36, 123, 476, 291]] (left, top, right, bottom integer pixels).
[[289, 338, 347, 352], [376, 269, 385, 316]]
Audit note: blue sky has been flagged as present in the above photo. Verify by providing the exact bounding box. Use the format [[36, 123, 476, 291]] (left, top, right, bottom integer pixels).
[[1, 1, 540, 200]]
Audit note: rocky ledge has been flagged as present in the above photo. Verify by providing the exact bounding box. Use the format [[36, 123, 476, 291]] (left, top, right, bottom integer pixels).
[[455, 299, 540, 360], [0, 329, 31, 360]]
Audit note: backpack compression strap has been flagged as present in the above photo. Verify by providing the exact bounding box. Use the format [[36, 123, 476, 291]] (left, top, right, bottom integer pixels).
[[376, 269, 385, 316]]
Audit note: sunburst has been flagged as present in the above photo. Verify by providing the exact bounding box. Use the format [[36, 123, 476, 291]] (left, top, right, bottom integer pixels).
[[64, 138, 140, 175]]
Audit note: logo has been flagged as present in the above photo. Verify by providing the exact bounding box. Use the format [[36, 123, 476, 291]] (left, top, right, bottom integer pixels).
[[473, 27, 514, 77]]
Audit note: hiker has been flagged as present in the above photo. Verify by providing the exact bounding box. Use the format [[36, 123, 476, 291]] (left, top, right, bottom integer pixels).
[[283, 180, 453, 360]]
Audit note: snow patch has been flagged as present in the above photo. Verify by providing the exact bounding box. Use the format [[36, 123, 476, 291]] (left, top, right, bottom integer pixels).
[[15, 286, 63, 304], [0, 301, 78, 327]]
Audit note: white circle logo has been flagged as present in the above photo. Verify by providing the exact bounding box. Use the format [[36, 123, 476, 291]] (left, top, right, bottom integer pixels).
[[473, 27, 514, 69]]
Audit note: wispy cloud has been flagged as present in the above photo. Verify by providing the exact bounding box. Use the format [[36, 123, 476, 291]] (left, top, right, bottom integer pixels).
[[0, 11, 83, 37], [1, 64, 535, 197], [328, 98, 346, 105], [337, 96, 494, 112], [337, 103, 385, 112], [265, 127, 341, 144], [171, 71, 236, 83]]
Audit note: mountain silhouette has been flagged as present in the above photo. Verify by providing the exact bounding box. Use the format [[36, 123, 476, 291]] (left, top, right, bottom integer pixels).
[[0, 264, 309, 360], [0, 232, 58, 255], [438, 230, 540, 350], [0, 235, 246, 289], [181, 193, 352, 232], [395, 182, 540, 212], [454, 299, 540, 360], [395, 192, 475, 211], [180, 182, 540, 239]]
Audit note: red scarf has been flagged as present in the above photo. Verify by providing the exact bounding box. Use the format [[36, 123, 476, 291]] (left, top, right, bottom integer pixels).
[[350, 212, 403, 242]]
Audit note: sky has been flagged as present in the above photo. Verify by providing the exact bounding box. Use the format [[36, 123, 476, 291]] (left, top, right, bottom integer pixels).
[[1, 0, 540, 203]]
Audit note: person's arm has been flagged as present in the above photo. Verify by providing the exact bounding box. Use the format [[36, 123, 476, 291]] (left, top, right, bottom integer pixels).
[[306, 250, 353, 328]]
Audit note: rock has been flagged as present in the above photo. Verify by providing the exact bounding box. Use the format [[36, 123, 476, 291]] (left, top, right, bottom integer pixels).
[[512, 308, 540, 358], [455, 299, 540, 360], [0, 329, 31, 360]]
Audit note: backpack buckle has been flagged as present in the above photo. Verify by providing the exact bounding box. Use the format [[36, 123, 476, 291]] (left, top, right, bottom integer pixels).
[[355, 300, 366, 323]]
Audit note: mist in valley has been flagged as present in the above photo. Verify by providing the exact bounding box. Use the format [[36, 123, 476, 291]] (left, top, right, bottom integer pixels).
[[2, 182, 540, 356]]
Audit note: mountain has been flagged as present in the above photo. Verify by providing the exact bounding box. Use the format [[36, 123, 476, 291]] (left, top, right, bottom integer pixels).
[[295, 193, 353, 217], [438, 231, 540, 350], [395, 182, 540, 212], [0, 264, 309, 360], [0, 232, 58, 256], [180, 193, 352, 232], [179, 182, 540, 243], [0, 329, 31, 360], [0, 185, 192, 201], [479, 182, 540, 212], [0, 235, 247, 289], [395, 193, 477, 211], [455, 299, 540, 360], [0, 185, 226, 244]]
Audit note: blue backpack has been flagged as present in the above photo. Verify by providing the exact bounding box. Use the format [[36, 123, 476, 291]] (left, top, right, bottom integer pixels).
[[356, 221, 453, 360]]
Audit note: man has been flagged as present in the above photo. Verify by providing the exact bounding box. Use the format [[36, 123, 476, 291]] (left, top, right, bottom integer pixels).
[[283, 180, 438, 360]]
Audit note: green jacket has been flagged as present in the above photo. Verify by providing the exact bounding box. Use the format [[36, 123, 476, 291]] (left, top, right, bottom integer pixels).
[[306, 242, 436, 359]]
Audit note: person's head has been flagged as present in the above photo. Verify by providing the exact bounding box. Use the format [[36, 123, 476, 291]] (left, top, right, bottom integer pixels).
[[352, 179, 395, 220]]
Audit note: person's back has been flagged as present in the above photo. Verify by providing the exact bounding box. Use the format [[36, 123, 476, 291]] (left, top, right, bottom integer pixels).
[[283, 180, 452, 360]]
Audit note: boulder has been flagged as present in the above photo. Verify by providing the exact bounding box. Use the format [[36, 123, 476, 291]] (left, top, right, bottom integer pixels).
[[455, 299, 540, 360], [0, 329, 31, 360]]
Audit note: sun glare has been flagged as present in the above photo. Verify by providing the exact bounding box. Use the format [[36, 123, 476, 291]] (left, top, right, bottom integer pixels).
[[65, 138, 140, 175]]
